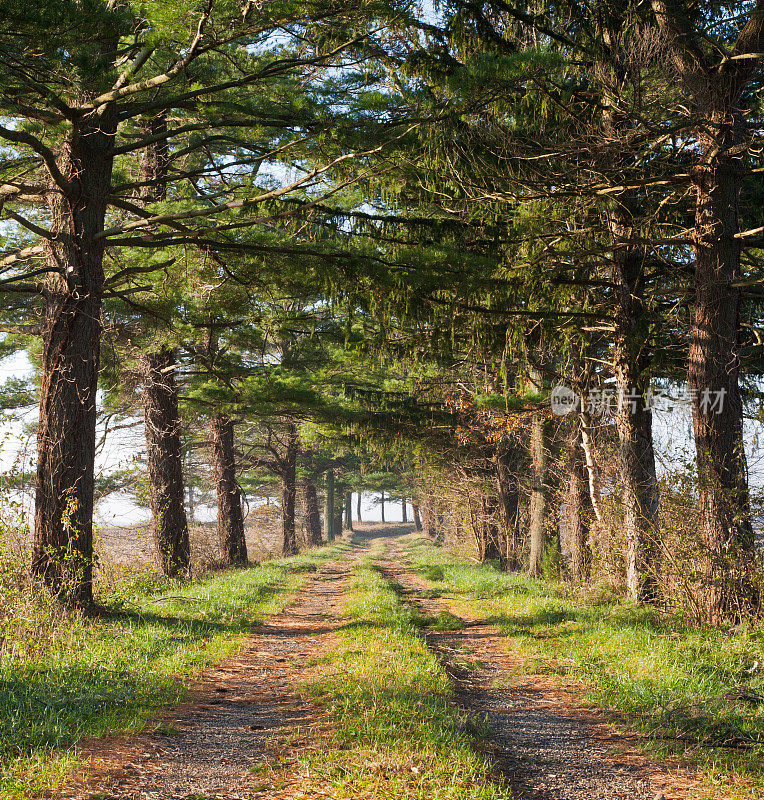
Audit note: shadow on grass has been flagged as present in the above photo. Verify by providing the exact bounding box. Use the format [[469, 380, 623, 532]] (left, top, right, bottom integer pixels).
[[0, 580, 287, 763]]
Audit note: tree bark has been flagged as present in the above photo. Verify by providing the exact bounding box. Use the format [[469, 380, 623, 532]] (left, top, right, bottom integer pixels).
[[303, 480, 323, 546], [422, 497, 437, 539], [496, 445, 522, 571], [610, 236, 660, 602], [478, 492, 503, 562], [412, 503, 423, 531], [380, 490, 385, 522], [528, 411, 551, 578], [563, 423, 593, 581], [139, 349, 190, 577], [281, 423, 299, 556], [344, 491, 353, 531], [356, 491, 362, 522], [691, 113, 756, 622], [325, 468, 335, 542], [650, 0, 762, 624], [211, 414, 247, 566], [32, 114, 117, 606], [401, 498, 408, 523]]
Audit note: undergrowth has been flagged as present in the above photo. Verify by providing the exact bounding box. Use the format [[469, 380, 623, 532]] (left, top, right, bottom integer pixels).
[[304, 554, 512, 799], [399, 534, 764, 800]]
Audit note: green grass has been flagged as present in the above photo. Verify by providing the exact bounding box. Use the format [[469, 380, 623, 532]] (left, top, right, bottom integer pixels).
[[303, 551, 512, 800], [0, 542, 348, 799], [399, 534, 764, 800]]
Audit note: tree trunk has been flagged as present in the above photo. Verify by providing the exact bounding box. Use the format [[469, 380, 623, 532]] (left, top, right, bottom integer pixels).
[[690, 111, 756, 623], [478, 492, 502, 562], [496, 445, 522, 570], [139, 349, 190, 577], [303, 481, 323, 546], [614, 307, 660, 602], [563, 424, 593, 581], [401, 498, 408, 523], [356, 491, 362, 522], [649, 0, 764, 623], [412, 503, 423, 531], [281, 423, 299, 556], [211, 414, 247, 566], [32, 115, 116, 606], [380, 490, 385, 523], [325, 468, 335, 542], [528, 411, 550, 578], [422, 497, 437, 539], [344, 491, 353, 531]]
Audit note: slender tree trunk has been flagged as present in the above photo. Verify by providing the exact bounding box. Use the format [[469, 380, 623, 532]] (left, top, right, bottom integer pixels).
[[281, 423, 299, 556], [496, 446, 522, 570], [380, 490, 385, 523], [344, 491, 353, 531], [32, 115, 116, 606], [528, 411, 550, 578], [401, 498, 408, 523], [356, 491, 362, 522], [186, 475, 195, 523], [478, 492, 502, 562], [564, 423, 593, 581], [325, 468, 335, 542], [412, 503, 423, 531], [303, 481, 323, 546], [333, 493, 343, 539], [211, 414, 247, 566], [613, 287, 660, 601], [139, 349, 190, 577]]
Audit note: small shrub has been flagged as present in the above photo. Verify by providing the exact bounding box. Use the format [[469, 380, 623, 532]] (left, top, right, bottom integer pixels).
[[430, 610, 466, 631], [422, 565, 446, 582]]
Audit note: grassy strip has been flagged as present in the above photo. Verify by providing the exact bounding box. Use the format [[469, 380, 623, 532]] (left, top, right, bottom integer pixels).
[[0, 542, 349, 799], [398, 534, 764, 800], [303, 549, 512, 800]]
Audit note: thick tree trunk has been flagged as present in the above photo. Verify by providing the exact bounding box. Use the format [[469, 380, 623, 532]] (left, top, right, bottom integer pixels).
[[412, 503, 423, 531], [303, 481, 323, 546], [140, 349, 190, 577], [325, 468, 335, 542], [281, 423, 299, 556], [32, 116, 116, 606], [649, 0, 764, 623], [356, 491, 362, 522], [690, 111, 756, 623], [211, 414, 247, 566], [344, 491, 353, 531], [401, 499, 408, 523]]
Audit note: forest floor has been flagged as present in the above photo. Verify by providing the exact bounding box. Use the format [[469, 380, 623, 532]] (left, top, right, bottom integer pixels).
[[25, 523, 760, 800]]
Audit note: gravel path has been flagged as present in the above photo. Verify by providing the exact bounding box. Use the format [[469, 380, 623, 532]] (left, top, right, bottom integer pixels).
[[63, 551, 361, 800], [380, 541, 694, 800], [57, 528, 699, 800]]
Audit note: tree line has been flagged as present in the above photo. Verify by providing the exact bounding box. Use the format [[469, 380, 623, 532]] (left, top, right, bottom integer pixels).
[[0, 0, 762, 625]]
